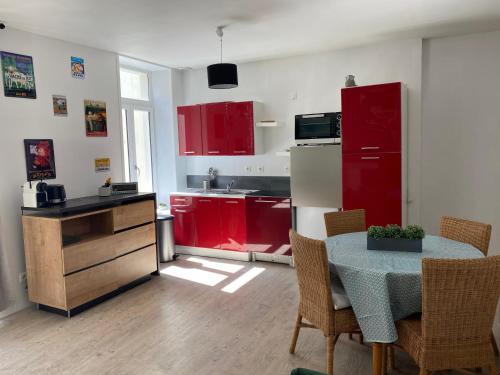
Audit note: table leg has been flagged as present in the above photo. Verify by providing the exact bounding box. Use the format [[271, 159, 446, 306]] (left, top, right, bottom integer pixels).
[[372, 342, 383, 375]]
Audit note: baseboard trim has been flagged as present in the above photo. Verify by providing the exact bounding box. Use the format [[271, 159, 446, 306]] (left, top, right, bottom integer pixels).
[[175, 246, 252, 262], [252, 252, 294, 266]]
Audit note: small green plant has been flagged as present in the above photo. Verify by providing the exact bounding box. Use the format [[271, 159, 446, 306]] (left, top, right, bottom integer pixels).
[[367, 224, 425, 240], [367, 226, 386, 239]]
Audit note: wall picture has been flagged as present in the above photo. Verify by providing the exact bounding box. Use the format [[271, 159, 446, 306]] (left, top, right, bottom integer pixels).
[[95, 158, 111, 172], [71, 56, 85, 79], [24, 139, 56, 181], [52, 95, 68, 116], [84, 99, 108, 137], [1, 51, 37, 99]]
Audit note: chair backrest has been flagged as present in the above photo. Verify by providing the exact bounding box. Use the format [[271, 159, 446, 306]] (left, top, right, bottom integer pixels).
[[440, 216, 492, 255], [289, 230, 334, 333], [324, 209, 366, 237], [421, 256, 500, 349]]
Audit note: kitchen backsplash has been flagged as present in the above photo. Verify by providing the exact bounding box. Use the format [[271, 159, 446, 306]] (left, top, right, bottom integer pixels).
[[186, 175, 290, 193]]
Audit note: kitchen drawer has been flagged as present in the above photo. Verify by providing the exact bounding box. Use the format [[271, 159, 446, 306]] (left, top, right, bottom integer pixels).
[[62, 223, 156, 274], [64, 245, 157, 309], [112, 200, 155, 231]]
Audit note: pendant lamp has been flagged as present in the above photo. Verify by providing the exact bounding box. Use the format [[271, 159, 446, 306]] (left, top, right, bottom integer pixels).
[[207, 26, 238, 89]]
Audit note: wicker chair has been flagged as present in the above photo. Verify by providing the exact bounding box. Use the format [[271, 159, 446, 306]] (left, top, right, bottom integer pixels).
[[289, 230, 361, 375], [324, 209, 366, 238], [392, 256, 500, 375], [440, 216, 492, 255]]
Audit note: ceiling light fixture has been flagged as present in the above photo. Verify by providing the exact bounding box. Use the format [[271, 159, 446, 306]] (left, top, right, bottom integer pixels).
[[207, 26, 238, 89]]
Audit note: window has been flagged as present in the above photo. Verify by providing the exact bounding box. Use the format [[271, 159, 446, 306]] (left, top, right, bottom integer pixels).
[[120, 66, 155, 193], [120, 68, 150, 101]]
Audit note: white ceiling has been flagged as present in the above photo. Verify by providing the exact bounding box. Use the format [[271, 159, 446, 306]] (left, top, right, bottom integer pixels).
[[1, 0, 500, 68]]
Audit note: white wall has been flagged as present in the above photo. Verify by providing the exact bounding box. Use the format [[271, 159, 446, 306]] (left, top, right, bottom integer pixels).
[[0, 28, 123, 316], [421, 30, 500, 254], [181, 38, 423, 224]]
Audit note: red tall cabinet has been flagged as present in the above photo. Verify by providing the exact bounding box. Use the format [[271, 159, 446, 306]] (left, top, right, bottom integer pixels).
[[341, 82, 406, 227]]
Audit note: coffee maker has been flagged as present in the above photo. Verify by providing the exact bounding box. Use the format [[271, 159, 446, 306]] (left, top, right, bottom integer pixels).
[[22, 181, 48, 208]]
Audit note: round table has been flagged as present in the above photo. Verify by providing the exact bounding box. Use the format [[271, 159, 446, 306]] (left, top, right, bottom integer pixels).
[[325, 232, 484, 374]]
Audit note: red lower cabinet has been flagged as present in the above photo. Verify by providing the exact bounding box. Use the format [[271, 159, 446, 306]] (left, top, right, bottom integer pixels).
[[342, 153, 402, 227], [193, 197, 221, 248], [246, 197, 292, 255], [170, 195, 196, 247], [219, 198, 247, 251]]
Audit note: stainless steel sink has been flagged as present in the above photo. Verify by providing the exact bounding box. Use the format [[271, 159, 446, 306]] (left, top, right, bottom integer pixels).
[[194, 189, 251, 195]]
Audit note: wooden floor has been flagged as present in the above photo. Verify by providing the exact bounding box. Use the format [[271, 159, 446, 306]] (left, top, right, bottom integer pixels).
[[0, 256, 498, 375]]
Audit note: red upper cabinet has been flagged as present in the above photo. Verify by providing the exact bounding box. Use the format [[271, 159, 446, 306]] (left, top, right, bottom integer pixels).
[[193, 197, 221, 249], [341, 82, 402, 154], [226, 101, 255, 155], [246, 197, 292, 255], [342, 153, 402, 227], [170, 195, 197, 246], [219, 198, 247, 251], [177, 105, 203, 156], [201, 102, 229, 156]]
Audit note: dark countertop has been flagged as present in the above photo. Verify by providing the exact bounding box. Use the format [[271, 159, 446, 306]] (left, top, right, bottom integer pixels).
[[22, 193, 156, 216], [247, 190, 291, 198]]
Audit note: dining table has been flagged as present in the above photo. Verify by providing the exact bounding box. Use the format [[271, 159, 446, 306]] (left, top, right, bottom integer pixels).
[[325, 232, 484, 375]]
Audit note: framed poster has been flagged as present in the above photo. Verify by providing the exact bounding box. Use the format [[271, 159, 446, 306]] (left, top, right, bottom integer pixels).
[[71, 56, 85, 79], [52, 95, 68, 116], [95, 158, 110, 172], [24, 139, 56, 181], [1, 51, 37, 99], [84, 100, 107, 137]]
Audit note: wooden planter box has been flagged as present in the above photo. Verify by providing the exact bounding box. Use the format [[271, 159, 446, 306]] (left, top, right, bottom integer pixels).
[[367, 236, 422, 252]]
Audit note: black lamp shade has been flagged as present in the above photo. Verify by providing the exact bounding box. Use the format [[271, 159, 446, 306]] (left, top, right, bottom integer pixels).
[[207, 63, 238, 89]]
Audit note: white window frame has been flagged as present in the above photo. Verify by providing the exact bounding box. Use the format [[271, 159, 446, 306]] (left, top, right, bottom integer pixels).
[[119, 66, 158, 194]]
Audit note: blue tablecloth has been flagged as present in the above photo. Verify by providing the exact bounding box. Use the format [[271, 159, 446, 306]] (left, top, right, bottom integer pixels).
[[325, 232, 484, 343]]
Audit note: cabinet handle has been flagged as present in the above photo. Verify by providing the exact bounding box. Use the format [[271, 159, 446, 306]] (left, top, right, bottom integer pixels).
[[233, 150, 247, 154], [361, 146, 380, 150], [256, 200, 277, 203], [207, 151, 220, 154], [224, 201, 240, 204], [174, 198, 186, 201], [198, 199, 212, 202], [361, 156, 380, 160], [184, 151, 195, 154], [174, 209, 187, 213]]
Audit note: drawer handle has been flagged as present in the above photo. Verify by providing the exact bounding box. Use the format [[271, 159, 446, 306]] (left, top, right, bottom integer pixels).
[[256, 200, 277, 203], [233, 150, 247, 154], [224, 201, 240, 204], [174, 198, 186, 201], [184, 151, 195, 154], [361, 146, 380, 150], [361, 156, 380, 160], [207, 151, 220, 154], [174, 209, 187, 213], [198, 199, 212, 202]]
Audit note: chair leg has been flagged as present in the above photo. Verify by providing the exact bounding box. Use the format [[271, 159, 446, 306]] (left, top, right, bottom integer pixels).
[[489, 364, 498, 374], [387, 346, 395, 370], [358, 333, 364, 344], [348, 333, 353, 340], [289, 313, 302, 354], [418, 369, 431, 375], [492, 334, 499, 356], [326, 335, 339, 375], [381, 344, 387, 375]]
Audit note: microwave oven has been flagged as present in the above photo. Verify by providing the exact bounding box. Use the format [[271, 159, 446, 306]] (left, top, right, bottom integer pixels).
[[295, 112, 341, 145]]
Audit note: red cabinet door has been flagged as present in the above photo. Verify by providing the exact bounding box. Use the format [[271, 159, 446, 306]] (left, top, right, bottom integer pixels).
[[201, 102, 228, 156], [342, 153, 402, 227], [177, 105, 203, 156], [226, 101, 254, 155], [341, 82, 401, 154], [246, 197, 292, 255], [170, 195, 196, 246], [219, 198, 247, 251], [193, 197, 221, 249]]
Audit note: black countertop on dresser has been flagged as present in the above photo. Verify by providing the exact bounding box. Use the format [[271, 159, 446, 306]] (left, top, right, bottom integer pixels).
[[21, 193, 156, 216]]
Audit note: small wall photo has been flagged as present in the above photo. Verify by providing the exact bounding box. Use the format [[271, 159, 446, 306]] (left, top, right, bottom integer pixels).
[[52, 95, 67, 116], [84, 99, 107, 137]]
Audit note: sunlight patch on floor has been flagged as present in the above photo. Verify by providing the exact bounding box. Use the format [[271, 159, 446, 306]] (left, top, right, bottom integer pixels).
[[185, 256, 244, 273], [221, 267, 266, 294], [161, 265, 228, 286]]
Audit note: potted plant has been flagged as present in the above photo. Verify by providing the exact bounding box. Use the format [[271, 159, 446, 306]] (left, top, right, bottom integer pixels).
[[367, 224, 425, 252]]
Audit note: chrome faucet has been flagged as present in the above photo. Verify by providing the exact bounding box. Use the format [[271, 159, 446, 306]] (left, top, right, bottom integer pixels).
[[226, 179, 235, 193]]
